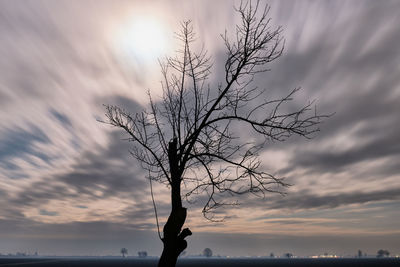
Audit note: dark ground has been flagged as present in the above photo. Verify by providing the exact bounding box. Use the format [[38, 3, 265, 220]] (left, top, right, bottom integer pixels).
[[0, 257, 398, 266]]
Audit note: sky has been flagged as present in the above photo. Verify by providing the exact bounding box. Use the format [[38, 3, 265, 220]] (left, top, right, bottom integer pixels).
[[0, 0, 400, 258]]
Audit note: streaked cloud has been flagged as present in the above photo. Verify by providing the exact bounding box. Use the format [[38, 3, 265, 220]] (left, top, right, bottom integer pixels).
[[0, 0, 399, 256]]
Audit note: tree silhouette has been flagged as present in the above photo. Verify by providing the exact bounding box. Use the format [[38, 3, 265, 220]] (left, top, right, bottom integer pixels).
[[104, 1, 326, 266], [138, 251, 148, 258], [203, 248, 213, 257], [120, 248, 128, 258], [377, 249, 390, 258], [284, 252, 293, 258]]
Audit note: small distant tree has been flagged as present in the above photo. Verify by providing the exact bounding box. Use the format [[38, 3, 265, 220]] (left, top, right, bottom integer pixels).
[[203, 248, 213, 257], [104, 1, 326, 267], [377, 249, 390, 258], [138, 251, 148, 258], [358, 249, 362, 258], [284, 252, 293, 258], [120, 248, 128, 258], [270, 252, 275, 258]]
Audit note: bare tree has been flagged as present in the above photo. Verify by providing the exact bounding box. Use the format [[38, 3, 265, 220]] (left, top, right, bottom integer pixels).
[[377, 249, 390, 258], [138, 251, 148, 258], [120, 248, 128, 258], [104, 1, 326, 266], [203, 248, 213, 258]]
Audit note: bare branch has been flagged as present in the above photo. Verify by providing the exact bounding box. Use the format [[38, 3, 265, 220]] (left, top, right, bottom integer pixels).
[[102, 0, 328, 222]]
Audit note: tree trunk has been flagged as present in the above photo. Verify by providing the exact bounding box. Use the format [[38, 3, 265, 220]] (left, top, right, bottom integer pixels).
[[158, 139, 192, 267], [158, 207, 192, 267]]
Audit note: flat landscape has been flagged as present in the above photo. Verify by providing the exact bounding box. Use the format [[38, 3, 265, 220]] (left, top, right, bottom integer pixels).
[[1, 1, 400, 265], [0, 258, 399, 267]]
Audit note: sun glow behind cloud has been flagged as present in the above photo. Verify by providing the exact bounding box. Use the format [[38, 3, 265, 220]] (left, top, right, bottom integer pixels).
[[114, 16, 170, 66], [107, 11, 174, 102]]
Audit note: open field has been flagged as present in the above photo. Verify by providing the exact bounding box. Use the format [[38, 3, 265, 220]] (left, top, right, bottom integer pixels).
[[0, 258, 399, 267]]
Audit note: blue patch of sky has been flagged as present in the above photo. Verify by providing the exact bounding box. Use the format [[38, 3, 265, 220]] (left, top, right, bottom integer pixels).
[[0, 126, 51, 165], [3, 172, 29, 179], [39, 209, 59, 216], [0, 161, 29, 179], [49, 109, 82, 151], [0, 160, 20, 171], [50, 109, 72, 128], [71, 138, 81, 150]]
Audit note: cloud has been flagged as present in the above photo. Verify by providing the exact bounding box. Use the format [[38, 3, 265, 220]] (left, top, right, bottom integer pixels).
[[289, 121, 400, 173], [49, 109, 73, 128], [0, 126, 50, 162], [268, 188, 400, 210], [6, 128, 157, 223], [1, 95, 163, 226]]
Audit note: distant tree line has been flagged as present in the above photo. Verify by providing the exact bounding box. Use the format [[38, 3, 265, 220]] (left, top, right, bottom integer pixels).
[[377, 249, 390, 258]]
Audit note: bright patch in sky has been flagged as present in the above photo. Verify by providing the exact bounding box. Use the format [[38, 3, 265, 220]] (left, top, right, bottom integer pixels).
[[117, 17, 168, 64]]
